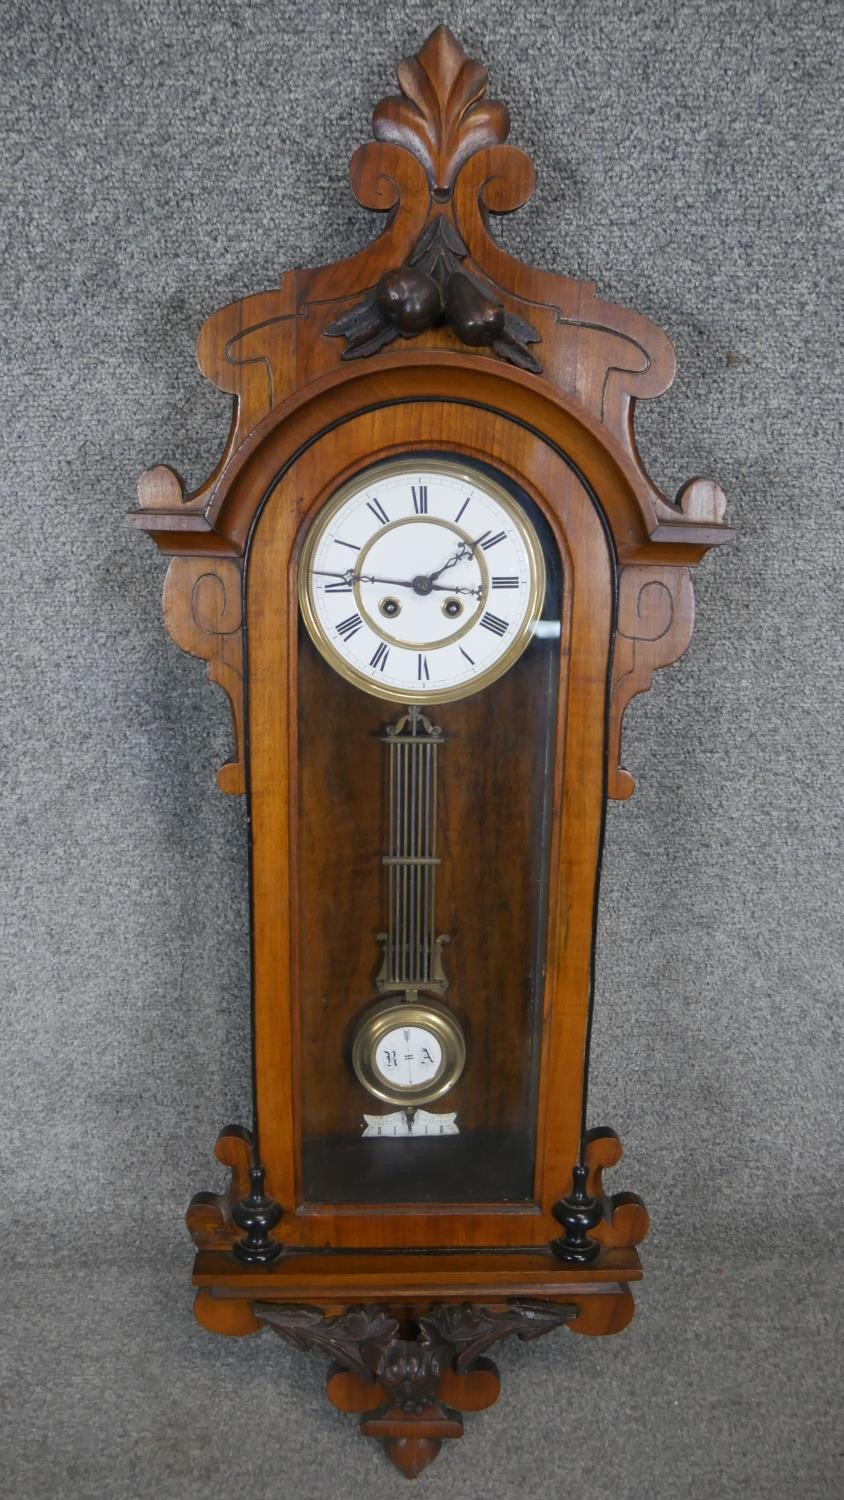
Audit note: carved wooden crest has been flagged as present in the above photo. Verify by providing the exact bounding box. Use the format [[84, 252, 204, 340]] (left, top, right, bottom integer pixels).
[[325, 29, 543, 370], [129, 24, 731, 801]]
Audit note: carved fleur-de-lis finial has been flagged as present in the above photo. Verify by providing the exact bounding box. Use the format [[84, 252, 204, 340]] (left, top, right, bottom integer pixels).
[[326, 28, 542, 373], [371, 25, 510, 195]]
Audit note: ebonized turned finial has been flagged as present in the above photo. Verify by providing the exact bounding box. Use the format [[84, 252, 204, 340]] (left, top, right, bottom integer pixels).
[[550, 1162, 603, 1264], [232, 1165, 283, 1264]]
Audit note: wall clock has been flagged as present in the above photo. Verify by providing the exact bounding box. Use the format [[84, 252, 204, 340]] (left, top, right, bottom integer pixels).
[[129, 26, 732, 1478]]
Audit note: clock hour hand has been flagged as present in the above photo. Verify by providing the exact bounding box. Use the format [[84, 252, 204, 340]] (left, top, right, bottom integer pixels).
[[427, 534, 487, 582]]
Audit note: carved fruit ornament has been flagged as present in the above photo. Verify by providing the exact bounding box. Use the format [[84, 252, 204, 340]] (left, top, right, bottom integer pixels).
[[326, 28, 542, 371]]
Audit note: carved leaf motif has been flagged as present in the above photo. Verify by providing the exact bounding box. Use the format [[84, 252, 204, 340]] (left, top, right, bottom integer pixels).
[[372, 25, 509, 191], [255, 1303, 397, 1384], [377, 1335, 451, 1414], [325, 212, 541, 372], [423, 1300, 578, 1374], [407, 215, 468, 277]]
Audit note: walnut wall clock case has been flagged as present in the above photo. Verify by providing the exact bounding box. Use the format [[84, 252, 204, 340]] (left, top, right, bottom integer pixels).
[[129, 27, 732, 1479]]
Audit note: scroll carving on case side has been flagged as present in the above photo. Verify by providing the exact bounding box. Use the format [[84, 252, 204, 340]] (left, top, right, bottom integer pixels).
[[608, 565, 695, 800], [162, 557, 246, 795]]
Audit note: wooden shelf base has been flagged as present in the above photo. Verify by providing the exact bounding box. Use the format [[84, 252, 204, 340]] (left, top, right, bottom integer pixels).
[[191, 1253, 641, 1477], [193, 1244, 641, 1305]]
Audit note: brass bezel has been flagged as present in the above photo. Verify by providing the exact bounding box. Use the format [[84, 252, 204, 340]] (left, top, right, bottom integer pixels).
[[354, 514, 489, 648], [297, 456, 546, 704], [351, 995, 466, 1108]]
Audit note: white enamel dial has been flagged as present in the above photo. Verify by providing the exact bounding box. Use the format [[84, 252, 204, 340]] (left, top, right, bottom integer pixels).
[[298, 458, 545, 703], [372, 1024, 443, 1090]]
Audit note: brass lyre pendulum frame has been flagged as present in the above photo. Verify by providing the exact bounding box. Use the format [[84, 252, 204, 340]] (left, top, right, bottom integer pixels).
[[376, 707, 450, 1001]]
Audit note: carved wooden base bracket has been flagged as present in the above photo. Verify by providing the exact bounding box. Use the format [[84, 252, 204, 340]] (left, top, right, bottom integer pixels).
[[253, 1299, 577, 1478], [185, 1123, 252, 1250]]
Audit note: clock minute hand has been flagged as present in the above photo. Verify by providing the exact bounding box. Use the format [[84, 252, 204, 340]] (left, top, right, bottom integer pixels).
[[361, 575, 482, 598], [312, 568, 372, 584], [313, 568, 417, 589], [313, 569, 480, 597]]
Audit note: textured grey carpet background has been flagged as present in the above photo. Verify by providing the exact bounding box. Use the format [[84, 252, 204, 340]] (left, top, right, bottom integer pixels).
[[1, 1, 841, 1496]]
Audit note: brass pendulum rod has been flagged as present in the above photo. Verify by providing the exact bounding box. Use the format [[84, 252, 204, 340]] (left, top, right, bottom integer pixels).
[[377, 707, 448, 995]]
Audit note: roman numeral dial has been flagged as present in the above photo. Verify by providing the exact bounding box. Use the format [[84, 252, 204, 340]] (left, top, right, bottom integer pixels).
[[298, 458, 546, 704], [480, 611, 509, 637]]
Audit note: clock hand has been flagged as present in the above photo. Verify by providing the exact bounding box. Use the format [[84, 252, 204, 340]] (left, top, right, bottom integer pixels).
[[358, 575, 483, 598], [427, 534, 488, 582], [358, 575, 417, 589], [312, 568, 375, 585], [427, 546, 470, 582], [429, 582, 483, 598], [316, 568, 468, 593], [313, 567, 418, 588], [314, 569, 481, 598]]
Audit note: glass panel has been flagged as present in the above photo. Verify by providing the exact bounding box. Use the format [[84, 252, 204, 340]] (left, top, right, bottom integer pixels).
[[296, 456, 563, 1204]]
